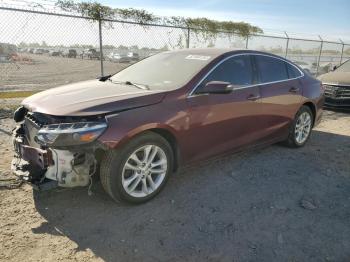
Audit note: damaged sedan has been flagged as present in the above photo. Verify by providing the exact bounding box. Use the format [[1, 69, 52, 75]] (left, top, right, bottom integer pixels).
[[12, 48, 324, 203]]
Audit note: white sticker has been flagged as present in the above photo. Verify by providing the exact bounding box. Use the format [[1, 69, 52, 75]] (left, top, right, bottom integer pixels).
[[185, 55, 211, 61]]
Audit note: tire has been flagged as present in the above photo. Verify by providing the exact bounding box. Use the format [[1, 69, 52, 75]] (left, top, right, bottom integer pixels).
[[100, 131, 174, 204], [284, 105, 314, 148]]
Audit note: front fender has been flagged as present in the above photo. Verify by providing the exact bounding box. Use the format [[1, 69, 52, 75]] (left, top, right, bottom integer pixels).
[[97, 98, 189, 151], [100, 121, 179, 149]]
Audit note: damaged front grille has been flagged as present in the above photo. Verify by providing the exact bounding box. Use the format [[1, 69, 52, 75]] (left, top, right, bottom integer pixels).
[[25, 112, 49, 128], [323, 84, 350, 98]]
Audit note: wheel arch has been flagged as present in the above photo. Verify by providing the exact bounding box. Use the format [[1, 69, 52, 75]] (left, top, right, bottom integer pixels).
[[106, 124, 181, 172], [148, 128, 181, 172], [302, 101, 316, 127]]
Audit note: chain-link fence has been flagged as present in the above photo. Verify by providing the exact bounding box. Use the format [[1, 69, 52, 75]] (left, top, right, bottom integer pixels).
[[1, 6, 350, 92]]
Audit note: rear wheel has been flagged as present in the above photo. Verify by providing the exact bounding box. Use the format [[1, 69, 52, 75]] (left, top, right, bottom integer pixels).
[[100, 132, 174, 203], [284, 106, 313, 147]]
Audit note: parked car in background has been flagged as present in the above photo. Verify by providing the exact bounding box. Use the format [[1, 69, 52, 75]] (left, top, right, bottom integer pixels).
[[127, 51, 140, 61], [81, 48, 101, 60], [318, 59, 350, 109], [33, 48, 45, 55], [0, 43, 17, 62], [11, 49, 324, 204], [107, 51, 130, 63], [28, 48, 35, 53], [62, 49, 77, 58], [293, 60, 317, 75], [49, 50, 62, 56], [317, 62, 335, 75]]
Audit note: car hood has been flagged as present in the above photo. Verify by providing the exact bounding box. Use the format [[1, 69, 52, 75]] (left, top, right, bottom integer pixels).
[[318, 71, 350, 85], [22, 79, 167, 116]]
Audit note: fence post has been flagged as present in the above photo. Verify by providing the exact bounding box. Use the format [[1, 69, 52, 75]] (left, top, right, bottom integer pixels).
[[316, 35, 323, 76], [245, 35, 249, 49], [98, 18, 104, 77], [284, 31, 289, 58], [186, 27, 190, 48], [339, 39, 344, 65]]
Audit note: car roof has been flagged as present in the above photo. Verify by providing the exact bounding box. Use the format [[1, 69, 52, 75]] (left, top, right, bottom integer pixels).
[[163, 48, 287, 60]]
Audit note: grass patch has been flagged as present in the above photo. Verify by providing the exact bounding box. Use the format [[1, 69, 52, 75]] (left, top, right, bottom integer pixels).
[[0, 90, 40, 99]]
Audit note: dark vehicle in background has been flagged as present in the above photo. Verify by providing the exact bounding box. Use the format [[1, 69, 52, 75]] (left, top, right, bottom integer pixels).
[[107, 51, 130, 63], [49, 50, 62, 56], [33, 48, 45, 55], [11, 49, 324, 204], [318, 59, 350, 110], [127, 51, 140, 62], [0, 43, 17, 62], [62, 49, 77, 58], [81, 48, 101, 60]]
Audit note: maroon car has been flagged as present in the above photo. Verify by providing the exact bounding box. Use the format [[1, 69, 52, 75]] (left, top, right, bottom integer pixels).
[[11, 48, 324, 203]]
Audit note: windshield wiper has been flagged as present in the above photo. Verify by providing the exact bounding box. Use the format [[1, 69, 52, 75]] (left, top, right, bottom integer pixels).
[[125, 81, 149, 90], [109, 80, 149, 90], [98, 74, 112, 81]]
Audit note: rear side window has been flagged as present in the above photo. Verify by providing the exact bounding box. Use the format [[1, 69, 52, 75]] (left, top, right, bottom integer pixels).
[[255, 55, 288, 83], [287, 63, 302, 78], [202, 55, 253, 86]]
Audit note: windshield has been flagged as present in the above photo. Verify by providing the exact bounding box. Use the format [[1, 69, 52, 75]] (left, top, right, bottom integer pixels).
[[336, 59, 350, 72], [110, 51, 215, 90]]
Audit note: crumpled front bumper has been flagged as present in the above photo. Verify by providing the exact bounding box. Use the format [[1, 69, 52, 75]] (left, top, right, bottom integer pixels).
[[11, 125, 96, 190]]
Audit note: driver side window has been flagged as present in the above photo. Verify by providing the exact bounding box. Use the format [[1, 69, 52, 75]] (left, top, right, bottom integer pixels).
[[199, 55, 254, 90]]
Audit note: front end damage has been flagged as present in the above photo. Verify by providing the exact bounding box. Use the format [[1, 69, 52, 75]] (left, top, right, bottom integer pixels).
[[11, 107, 107, 190]]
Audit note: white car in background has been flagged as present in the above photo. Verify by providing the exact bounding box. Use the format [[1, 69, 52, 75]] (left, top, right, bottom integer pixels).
[[107, 51, 130, 63], [293, 60, 317, 75]]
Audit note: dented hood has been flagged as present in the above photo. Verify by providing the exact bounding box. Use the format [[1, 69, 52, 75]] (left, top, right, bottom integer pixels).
[[22, 79, 167, 116]]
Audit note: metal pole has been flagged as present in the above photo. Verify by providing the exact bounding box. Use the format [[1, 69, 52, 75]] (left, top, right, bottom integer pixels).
[[245, 35, 249, 49], [186, 27, 190, 48], [316, 35, 323, 76], [98, 18, 104, 77], [339, 39, 344, 65], [284, 31, 289, 58]]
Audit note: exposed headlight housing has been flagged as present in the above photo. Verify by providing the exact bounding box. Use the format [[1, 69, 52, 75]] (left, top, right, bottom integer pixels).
[[35, 121, 107, 147]]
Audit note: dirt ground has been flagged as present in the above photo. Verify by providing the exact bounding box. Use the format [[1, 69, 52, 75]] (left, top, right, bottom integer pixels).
[[0, 109, 349, 262], [0, 54, 128, 91]]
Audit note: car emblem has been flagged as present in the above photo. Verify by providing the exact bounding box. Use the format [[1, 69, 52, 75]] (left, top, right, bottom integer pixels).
[[332, 87, 339, 98]]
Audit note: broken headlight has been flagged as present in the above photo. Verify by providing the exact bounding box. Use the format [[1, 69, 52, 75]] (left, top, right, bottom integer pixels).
[[35, 121, 107, 147]]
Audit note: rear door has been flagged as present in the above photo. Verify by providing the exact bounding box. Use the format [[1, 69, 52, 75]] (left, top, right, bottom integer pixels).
[[186, 54, 265, 162], [253, 54, 303, 140]]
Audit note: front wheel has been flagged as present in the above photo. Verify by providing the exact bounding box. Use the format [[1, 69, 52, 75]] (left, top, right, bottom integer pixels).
[[100, 132, 174, 204], [284, 105, 313, 147]]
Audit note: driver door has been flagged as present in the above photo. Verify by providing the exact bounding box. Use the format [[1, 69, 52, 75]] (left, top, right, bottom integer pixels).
[[185, 54, 265, 162]]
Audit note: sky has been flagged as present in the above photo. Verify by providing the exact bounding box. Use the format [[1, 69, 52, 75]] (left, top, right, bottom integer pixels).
[[0, 0, 349, 50], [100, 0, 350, 41]]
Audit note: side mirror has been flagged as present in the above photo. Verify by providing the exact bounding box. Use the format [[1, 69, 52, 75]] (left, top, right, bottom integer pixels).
[[332, 65, 337, 71], [198, 81, 234, 94]]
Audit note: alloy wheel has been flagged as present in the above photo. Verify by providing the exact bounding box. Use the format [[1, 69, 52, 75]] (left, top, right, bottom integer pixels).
[[122, 145, 168, 198], [295, 112, 312, 144]]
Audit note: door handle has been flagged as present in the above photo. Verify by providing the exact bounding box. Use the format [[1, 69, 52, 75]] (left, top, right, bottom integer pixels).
[[247, 94, 261, 101], [289, 87, 300, 93]]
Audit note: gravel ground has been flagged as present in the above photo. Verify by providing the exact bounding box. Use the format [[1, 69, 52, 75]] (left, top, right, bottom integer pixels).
[[0, 110, 349, 262], [1, 54, 128, 91]]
